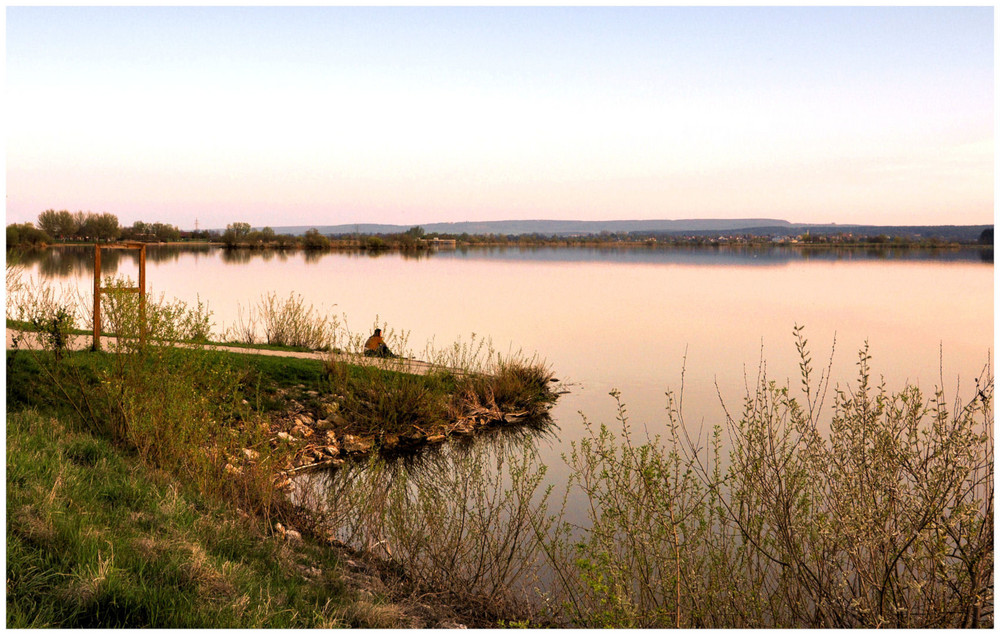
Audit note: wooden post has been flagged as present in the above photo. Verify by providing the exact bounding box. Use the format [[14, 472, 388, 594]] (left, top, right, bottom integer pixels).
[[138, 244, 146, 346], [92, 245, 102, 351]]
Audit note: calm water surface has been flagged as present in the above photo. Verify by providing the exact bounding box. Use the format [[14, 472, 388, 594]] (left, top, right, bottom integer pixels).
[[19, 245, 994, 492]]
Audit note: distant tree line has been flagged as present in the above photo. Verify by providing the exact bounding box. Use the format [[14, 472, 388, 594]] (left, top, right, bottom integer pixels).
[[220, 220, 997, 253], [37, 209, 122, 242], [220, 222, 432, 252], [6, 210, 216, 250], [9, 211, 993, 252], [220, 222, 300, 249]]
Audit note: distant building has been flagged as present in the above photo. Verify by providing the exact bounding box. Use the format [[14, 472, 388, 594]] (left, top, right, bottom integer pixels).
[[423, 237, 457, 249]]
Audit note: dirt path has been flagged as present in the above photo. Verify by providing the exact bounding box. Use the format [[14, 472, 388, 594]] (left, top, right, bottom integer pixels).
[[5, 328, 458, 377]]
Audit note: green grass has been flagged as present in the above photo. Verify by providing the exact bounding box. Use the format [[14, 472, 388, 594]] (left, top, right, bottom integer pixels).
[[6, 319, 333, 353], [7, 409, 365, 628], [6, 348, 101, 423]]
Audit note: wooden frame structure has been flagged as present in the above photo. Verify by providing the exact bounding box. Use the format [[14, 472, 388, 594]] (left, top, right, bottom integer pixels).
[[92, 242, 147, 351]]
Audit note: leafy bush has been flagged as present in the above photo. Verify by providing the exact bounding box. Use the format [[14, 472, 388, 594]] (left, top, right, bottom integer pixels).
[[29, 306, 75, 360], [538, 329, 993, 628], [302, 229, 331, 250], [7, 223, 52, 248]]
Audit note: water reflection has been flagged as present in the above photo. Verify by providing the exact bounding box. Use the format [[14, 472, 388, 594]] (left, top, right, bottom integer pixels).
[[143, 243, 214, 263], [444, 244, 991, 266], [316, 414, 556, 483], [16, 243, 223, 275], [447, 415, 558, 458], [18, 244, 991, 280], [220, 248, 297, 265], [292, 415, 555, 519], [302, 249, 328, 264], [291, 417, 556, 605]]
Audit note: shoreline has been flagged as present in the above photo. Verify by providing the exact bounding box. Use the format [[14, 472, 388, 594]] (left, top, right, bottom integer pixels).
[[37, 240, 992, 250], [6, 326, 558, 473]]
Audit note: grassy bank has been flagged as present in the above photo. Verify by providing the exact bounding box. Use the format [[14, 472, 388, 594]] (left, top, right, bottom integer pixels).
[[7, 409, 365, 628], [5, 278, 558, 627], [6, 350, 555, 628]]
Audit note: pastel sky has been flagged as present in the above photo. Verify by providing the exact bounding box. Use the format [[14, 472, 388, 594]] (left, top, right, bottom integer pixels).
[[5, 6, 994, 230]]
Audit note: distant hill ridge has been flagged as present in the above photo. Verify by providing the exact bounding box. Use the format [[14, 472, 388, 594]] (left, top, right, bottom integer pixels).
[[263, 218, 792, 236], [253, 219, 990, 242]]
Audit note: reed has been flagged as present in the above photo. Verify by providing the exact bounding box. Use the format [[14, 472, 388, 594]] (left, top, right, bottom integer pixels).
[[454, 355, 556, 417]]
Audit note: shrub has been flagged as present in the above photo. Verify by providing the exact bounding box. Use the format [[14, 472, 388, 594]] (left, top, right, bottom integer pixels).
[[6, 223, 53, 248], [29, 306, 75, 360], [538, 329, 994, 628], [363, 236, 386, 251], [302, 229, 330, 250]]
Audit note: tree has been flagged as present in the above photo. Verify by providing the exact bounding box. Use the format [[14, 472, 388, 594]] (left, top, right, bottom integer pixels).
[[37, 209, 78, 240], [77, 213, 97, 241], [37, 209, 60, 237], [6, 223, 52, 248], [302, 228, 330, 250], [221, 222, 252, 247], [405, 226, 426, 239], [72, 212, 87, 238], [150, 222, 180, 242], [71, 211, 119, 242], [125, 220, 152, 240], [91, 212, 121, 242], [57, 210, 79, 238]]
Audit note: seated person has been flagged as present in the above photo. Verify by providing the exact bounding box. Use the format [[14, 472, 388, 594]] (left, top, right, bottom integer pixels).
[[363, 328, 396, 358]]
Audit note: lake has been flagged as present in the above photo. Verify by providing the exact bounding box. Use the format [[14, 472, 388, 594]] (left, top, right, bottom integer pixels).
[[14, 244, 994, 515]]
